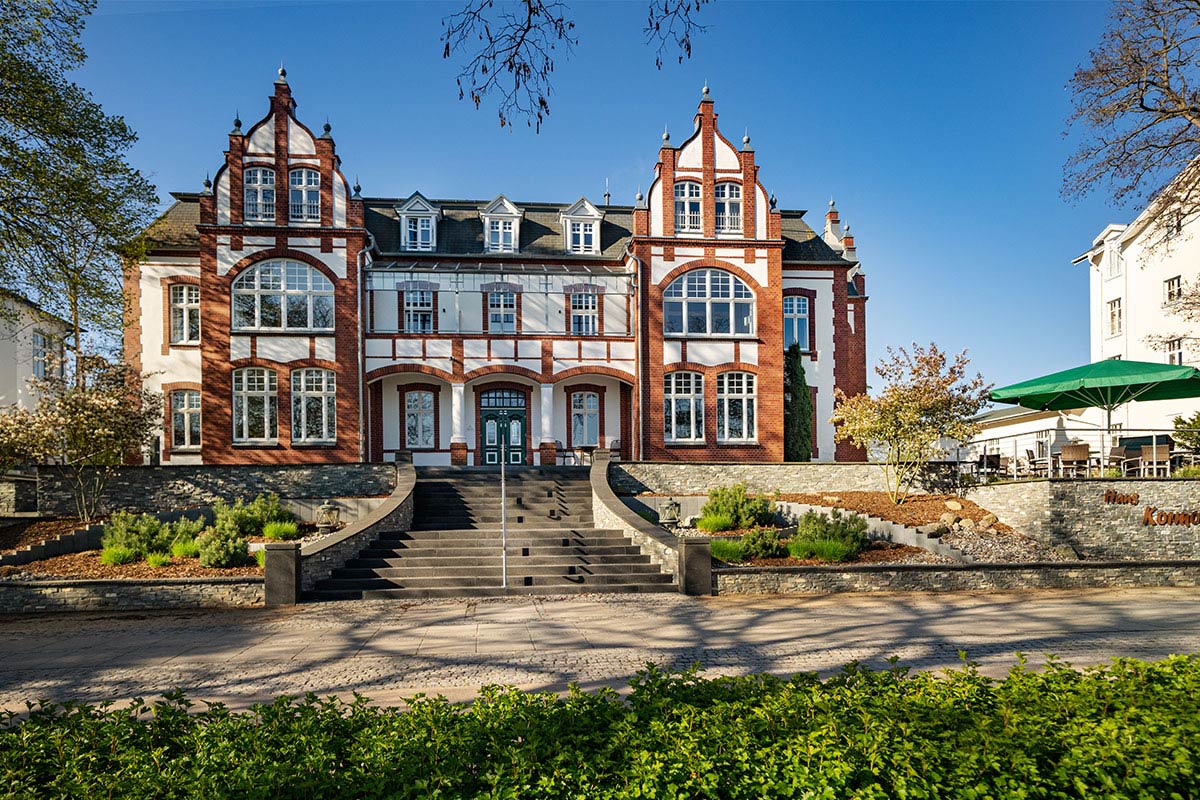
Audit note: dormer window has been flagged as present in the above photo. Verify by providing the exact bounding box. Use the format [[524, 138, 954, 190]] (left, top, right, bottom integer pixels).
[[674, 181, 701, 233], [289, 168, 320, 222], [481, 195, 522, 254], [396, 192, 440, 252], [407, 217, 434, 251], [244, 168, 275, 221], [560, 197, 604, 255], [715, 182, 742, 234]]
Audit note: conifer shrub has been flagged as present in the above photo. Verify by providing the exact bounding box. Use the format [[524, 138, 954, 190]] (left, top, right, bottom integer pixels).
[[197, 524, 249, 569], [788, 508, 870, 562], [739, 527, 786, 559], [701, 483, 778, 529]]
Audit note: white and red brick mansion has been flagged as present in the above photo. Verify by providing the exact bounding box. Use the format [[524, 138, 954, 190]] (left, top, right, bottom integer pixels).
[[128, 71, 867, 467]]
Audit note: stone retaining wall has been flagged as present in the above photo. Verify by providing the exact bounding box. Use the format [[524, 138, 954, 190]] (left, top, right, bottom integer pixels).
[[37, 464, 396, 517], [715, 561, 1200, 594], [610, 462, 889, 496], [972, 479, 1200, 559], [0, 477, 36, 514], [0, 577, 263, 613], [593, 456, 680, 580]]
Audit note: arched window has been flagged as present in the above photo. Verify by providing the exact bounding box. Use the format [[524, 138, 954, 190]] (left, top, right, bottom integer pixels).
[[663, 269, 754, 336], [571, 391, 600, 446], [783, 295, 810, 351], [291, 368, 336, 443], [232, 367, 277, 442], [715, 182, 742, 233], [244, 167, 275, 221], [289, 168, 320, 222], [674, 181, 701, 232], [664, 372, 703, 443], [717, 372, 756, 442], [232, 260, 334, 331]]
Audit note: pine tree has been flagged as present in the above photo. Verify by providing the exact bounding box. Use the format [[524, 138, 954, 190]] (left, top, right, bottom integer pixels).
[[784, 343, 813, 461]]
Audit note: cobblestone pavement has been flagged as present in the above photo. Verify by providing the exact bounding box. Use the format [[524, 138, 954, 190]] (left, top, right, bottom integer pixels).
[[2, 588, 1198, 710]]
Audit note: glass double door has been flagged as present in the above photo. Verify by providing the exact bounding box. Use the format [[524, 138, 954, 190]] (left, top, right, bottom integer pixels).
[[479, 389, 526, 465]]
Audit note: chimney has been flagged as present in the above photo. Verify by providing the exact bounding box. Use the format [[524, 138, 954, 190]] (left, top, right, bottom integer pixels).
[[823, 198, 844, 251]]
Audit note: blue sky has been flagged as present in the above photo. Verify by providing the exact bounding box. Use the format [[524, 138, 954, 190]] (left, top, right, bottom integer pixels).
[[84, 0, 1117, 389]]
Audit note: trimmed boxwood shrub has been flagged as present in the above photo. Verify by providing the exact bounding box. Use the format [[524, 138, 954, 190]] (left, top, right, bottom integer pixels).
[[1, 658, 1198, 798]]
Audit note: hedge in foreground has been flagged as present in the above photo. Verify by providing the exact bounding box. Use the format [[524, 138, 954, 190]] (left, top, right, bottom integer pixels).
[[2, 657, 1199, 799]]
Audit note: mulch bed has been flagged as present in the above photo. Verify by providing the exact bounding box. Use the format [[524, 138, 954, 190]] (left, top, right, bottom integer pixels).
[[0, 550, 262, 580], [777, 492, 1015, 534], [0, 518, 89, 555]]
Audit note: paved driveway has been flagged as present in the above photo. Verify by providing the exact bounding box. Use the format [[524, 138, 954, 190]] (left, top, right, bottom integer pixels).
[[1, 588, 1198, 710]]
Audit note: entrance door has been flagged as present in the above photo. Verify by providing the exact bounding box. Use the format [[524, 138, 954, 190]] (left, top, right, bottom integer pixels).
[[479, 388, 527, 465]]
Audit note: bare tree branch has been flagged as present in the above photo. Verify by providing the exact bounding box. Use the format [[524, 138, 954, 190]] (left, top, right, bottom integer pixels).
[[645, 0, 711, 70]]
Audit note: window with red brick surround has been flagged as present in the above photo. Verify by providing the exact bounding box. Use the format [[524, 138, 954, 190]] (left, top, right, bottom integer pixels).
[[783, 287, 818, 356], [399, 383, 441, 450], [161, 381, 203, 462], [161, 276, 201, 355], [565, 383, 606, 448]]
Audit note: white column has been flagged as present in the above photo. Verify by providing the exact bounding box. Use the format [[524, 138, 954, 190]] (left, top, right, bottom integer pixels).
[[540, 383, 555, 445], [451, 383, 466, 443]]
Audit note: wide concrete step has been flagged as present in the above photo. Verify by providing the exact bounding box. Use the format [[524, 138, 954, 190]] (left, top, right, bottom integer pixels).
[[320, 571, 673, 591], [415, 466, 589, 477], [357, 582, 678, 599], [376, 528, 625, 543], [333, 562, 665, 580], [356, 544, 645, 559], [346, 552, 655, 569]]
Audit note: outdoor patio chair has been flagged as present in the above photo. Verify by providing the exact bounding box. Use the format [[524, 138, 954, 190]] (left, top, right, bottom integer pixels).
[[555, 440, 576, 466], [1026, 449, 1048, 478], [1138, 445, 1172, 477], [609, 439, 621, 461], [1059, 443, 1093, 477]]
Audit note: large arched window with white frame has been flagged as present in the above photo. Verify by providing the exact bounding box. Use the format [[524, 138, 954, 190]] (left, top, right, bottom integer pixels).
[[232, 367, 277, 442], [232, 260, 334, 331], [717, 372, 756, 443], [244, 167, 275, 221], [715, 182, 742, 233], [664, 371, 704, 443], [663, 268, 755, 336], [291, 368, 336, 443], [288, 168, 320, 222], [673, 181, 701, 232]]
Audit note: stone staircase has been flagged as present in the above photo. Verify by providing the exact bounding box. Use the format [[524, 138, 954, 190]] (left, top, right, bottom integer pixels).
[[309, 466, 676, 599]]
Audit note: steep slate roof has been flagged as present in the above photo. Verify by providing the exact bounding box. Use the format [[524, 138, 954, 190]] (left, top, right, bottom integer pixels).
[[364, 199, 633, 260], [143, 193, 854, 267], [145, 192, 202, 252]]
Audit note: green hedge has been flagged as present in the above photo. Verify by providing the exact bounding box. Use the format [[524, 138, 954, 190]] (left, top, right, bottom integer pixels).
[[2, 657, 1198, 798]]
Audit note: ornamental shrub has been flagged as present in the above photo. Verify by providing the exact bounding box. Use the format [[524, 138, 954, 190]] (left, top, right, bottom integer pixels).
[[197, 525, 249, 569], [98, 546, 137, 565], [1173, 465, 1200, 478], [144, 551, 171, 568], [101, 511, 170, 556], [789, 537, 857, 562], [696, 513, 733, 533], [170, 539, 200, 559], [213, 494, 294, 537], [795, 508, 869, 553], [262, 520, 300, 541], [709, 538, 744, 563], [169, 515, 206, 542], [739, 527, 786, 559], [701, 483, 778, 529], [254, 549, 266, 568]]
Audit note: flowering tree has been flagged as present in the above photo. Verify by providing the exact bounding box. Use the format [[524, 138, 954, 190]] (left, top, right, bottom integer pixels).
[[0, 356, 162, 520], [831, 343, 991, 505]]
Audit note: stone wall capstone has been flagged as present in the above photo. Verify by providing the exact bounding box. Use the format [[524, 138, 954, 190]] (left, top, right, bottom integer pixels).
[[37, 464, 397, 517], [610, 462, 891, 496]]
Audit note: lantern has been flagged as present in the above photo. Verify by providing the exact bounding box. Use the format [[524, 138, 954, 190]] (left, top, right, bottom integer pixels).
[[316, 501, 340, 536]]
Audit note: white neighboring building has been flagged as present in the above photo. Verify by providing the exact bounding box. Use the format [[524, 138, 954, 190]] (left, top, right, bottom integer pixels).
[[0, 291, 69, 412]]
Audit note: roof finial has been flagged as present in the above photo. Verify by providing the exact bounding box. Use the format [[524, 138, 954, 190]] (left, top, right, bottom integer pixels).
[[702, 79, 710, 100], [604, 177, 610, 206], [231, 110, 242, 134], [829, 197, 836, 209], [352, 176, 361, 197], [276, 62, 288, 83], [769, 194, 777, 211], [742, 127, 752, 151], [201, 174, 212, 195], [635, 186, 645, 208], [321, 117, 332, 138], [662, 125, 670, 144]]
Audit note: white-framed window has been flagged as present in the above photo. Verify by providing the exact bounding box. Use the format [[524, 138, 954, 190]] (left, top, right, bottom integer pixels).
[[488, 291, 517, 332], [487, 219, 516, 252], [673, 181, 702, 232], [404, 290, 434, 333], [783, 295, 810, 351], [291, 368, 336, 443], [717, 372, 756, 442], [232, 260, 334, 331], [171, 390, 201, 449], [1168, 338, 1184, 365], [1165, 276, 1183, 303], [571, 391, 600, 446], [31, 330, 49, 379], [664, 371, 704, 443], [288, 168, 320, 222], [244, 167, 275, 221], [715, 182, 742, 233], [405, 390, 436, 449], [232, 367, 277, 443], [570, 293, 598, 335], [406, 216, 434, 251], [169, 284, 200, 344], [1105, 240, 1122, 278], [663, 269, 755, 336], [568, 221, 597, 254], [1108, 298, 1122, 336]]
